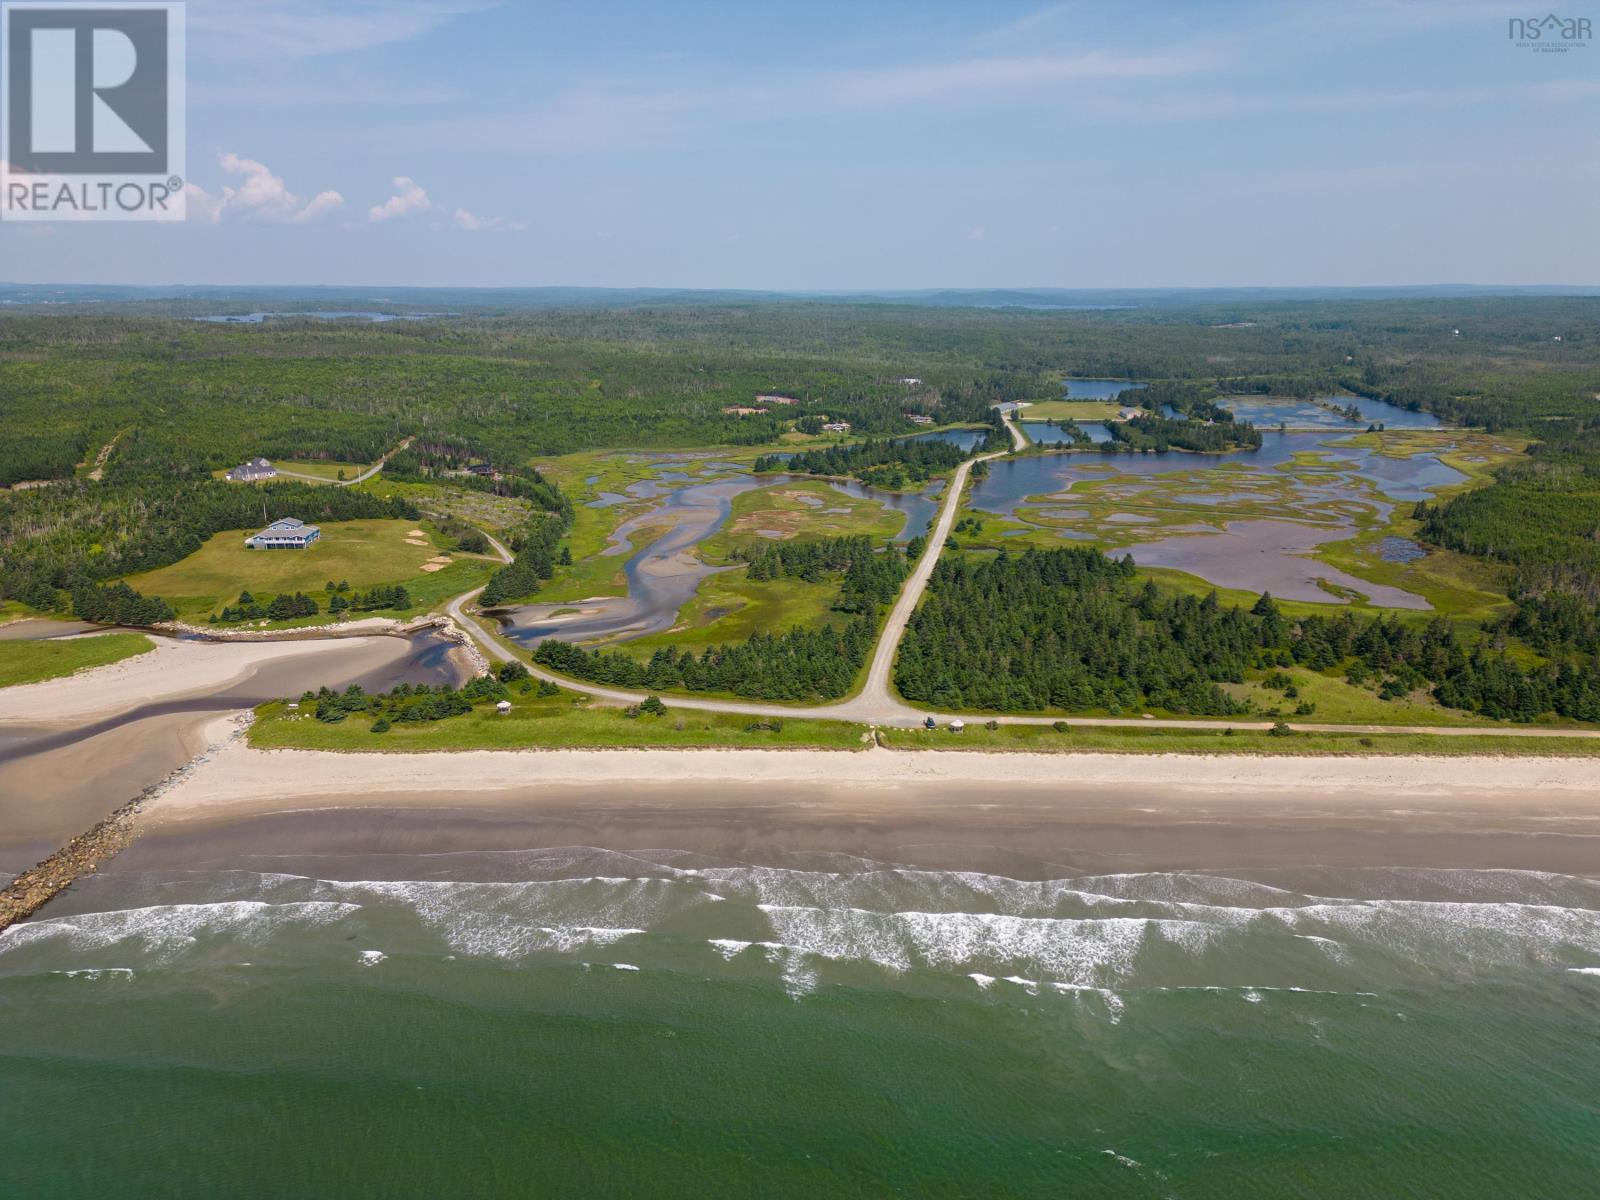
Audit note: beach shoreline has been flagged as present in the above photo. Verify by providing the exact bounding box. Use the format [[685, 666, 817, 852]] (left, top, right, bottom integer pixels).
[[143, 714, 1600, 838]]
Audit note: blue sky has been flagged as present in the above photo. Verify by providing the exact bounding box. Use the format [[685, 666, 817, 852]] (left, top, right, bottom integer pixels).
[[3, 0, 1596, 287]]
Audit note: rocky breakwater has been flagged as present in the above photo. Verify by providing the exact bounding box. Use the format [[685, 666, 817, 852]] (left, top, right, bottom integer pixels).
[[0, 714, 254, 932]]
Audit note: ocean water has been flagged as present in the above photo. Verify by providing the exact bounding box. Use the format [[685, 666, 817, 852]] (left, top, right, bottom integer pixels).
[[3, 849, 1598, 1197]]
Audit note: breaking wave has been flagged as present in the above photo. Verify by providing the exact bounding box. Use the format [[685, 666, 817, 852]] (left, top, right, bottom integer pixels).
[[3, 849, 1596, 999]]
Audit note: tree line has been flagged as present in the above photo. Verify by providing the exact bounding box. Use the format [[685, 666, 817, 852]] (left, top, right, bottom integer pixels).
[[534, 619, 876, 702], [895, 546, 1600, 722], [752, 436, 975, 486]]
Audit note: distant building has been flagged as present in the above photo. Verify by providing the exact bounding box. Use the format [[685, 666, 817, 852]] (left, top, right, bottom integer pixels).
[[1116, 408, 1140, 422], [722, 405, 769, 416], [904, 413, 935, 425], [226, 457, 277, 482], [822, 421, 852, 433], [245, 517, 321, 550], [897, 377, 922, 385], [465, 463, 496, 477], [756, 394, 800, 405]]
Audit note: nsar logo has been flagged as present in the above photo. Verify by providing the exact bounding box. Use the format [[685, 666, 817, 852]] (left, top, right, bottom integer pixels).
[[1507, 12, 1592, 52]]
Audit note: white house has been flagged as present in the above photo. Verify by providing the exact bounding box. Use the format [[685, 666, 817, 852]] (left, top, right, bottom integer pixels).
[[822, 421, 852, 433], [495, 700, 513, 715], [245, 517, 321, 550]]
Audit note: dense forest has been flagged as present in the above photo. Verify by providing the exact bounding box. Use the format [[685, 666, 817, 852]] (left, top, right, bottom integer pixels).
[[896, 547, 1600, 722], [753, 436, 975, 487], [1415, 418, 1600, 663], [732, 535, 907, 614]]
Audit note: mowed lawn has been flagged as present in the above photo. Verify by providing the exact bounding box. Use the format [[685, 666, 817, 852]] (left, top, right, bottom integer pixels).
[[122, 519, 458, 616], [0, 632, 153, 688], [274, 460, 374, 481]]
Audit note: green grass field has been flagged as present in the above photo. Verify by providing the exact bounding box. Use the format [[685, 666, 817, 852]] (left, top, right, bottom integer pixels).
[[0, 632, 153, 688], [880, 722, 1600, 757], [121, 518, 495, 619], [1016, 399, 1128, 422], [273, 460, 374, 482], [250, 696, 873, 751], [248, 697, 1600, 758]]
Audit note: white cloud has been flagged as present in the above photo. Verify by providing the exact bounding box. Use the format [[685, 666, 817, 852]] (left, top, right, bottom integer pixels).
[[827, 49, 1212, 106], [369, 176, 432, 222], [190, 0, 496, 59], [185, 152, 344, 223], [452, 207, 524, 233]]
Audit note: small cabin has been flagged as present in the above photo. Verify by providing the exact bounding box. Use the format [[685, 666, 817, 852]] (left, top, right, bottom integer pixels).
[[949, 718, 966, 733], [495, 700, 512, 715]]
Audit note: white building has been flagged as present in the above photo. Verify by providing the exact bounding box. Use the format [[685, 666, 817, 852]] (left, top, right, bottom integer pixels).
[[244, 517, 321, 550]]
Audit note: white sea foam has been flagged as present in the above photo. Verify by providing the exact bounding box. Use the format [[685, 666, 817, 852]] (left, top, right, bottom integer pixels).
[[358, 950, 386, 967], [969, 973, 996, 990], [755, 904, 1228, 987], [1568, 967, 1600, 977], [54, 967, 135, 981], [0, 900, 360, 962], [613, 963, 640, 972]]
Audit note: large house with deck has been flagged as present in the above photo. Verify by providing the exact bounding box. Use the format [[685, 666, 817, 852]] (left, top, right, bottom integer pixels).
[[226, 457, 278, 482], [245, 517, 321, 550]]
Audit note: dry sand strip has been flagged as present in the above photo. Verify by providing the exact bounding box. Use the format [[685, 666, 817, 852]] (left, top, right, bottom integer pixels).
[[0, 635, 409, 724], [145, 718, 1600, 833]]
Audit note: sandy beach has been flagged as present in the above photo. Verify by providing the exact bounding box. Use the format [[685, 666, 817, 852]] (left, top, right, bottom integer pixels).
[[0, 633, 415, 724], [152, 718, 1600, 820], [0, 634, 470, 859], [115, 714, 1600, 877]]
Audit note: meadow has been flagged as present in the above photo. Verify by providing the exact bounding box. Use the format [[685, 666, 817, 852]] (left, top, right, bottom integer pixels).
[[250, 695, 873, 751], [120, 518, 493, 620], [0, 632, 153, 688]]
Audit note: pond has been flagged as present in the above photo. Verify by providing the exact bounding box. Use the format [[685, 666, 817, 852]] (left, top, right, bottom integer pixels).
[[1061, 378, 1147, 400], [1216, 395, 1442, 431], [899, 428, 991, 452], [193, 311, 452, 324], [1021, 421, 1116, 445]]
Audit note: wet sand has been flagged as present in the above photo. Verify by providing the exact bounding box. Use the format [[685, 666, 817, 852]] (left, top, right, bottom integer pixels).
[[124, 725, 1600, 879], [126, 776, 1600, 881], [0, 634, 472, 864], [0, 634, 421, 724]]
